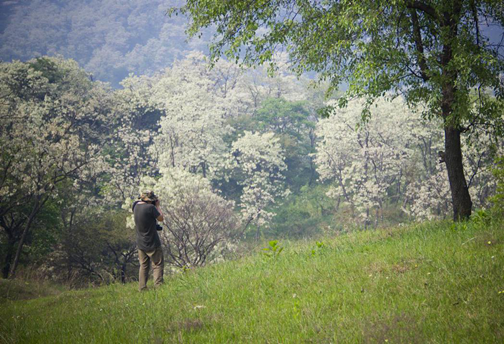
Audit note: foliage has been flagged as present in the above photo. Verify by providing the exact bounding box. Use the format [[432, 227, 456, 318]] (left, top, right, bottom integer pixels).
[[0, 53, 327, 280], [40, 209, 136, 286], [254, 98, 314, 137], [0, 47, 501, 283], [230, 131, 288, 237], [270, 184, 333, 238], [316, 96, 501, 225], [490, 156, 504, 214], [262, 240, 283, 259], [0, 0, 212, 86], [250, 98, 318, 191], [0, 57, 113, 277], [173, 0, 504, 220], [175, 0, 503, 120]]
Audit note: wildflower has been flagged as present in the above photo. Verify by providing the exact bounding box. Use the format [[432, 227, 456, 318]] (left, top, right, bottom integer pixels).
[[488, 241, 492, 245], [498, 290, 504, 294]]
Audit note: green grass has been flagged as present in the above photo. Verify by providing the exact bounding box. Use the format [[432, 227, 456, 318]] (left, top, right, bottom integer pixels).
[[0, 278, 64, 304], [1, 218, 504, 343]]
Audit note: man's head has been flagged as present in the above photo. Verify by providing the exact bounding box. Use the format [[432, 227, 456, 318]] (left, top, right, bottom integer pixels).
[[139, 191, 159, 204]]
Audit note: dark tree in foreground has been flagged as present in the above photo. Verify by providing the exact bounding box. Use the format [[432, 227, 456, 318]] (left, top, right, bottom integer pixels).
[[171, 0, 504, 220]]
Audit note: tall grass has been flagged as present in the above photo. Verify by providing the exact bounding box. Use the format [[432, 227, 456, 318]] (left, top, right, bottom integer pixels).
[[1, 217, 503, 343]]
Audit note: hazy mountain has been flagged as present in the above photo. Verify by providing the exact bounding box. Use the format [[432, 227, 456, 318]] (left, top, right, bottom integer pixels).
[[1, 0, 501, 88], [0, 0, 211, 87]]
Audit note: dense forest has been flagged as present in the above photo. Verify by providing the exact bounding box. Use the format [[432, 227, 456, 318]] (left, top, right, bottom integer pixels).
[[0, 0, 503, 288], [1, 52, 501, 285], [0, 0, 210, 87]]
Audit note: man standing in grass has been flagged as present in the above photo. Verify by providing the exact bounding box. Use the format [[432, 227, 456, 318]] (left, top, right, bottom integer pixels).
[[133, 191, 165, 291]]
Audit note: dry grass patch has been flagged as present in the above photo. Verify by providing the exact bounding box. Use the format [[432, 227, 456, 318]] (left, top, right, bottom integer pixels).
[[362, 312, 425, 344]]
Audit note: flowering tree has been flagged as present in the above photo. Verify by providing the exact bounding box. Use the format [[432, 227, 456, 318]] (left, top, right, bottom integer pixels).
[[253, 97, 317, 189], [316, 96, 501, 224], [150, 54, 233, 180], [173, 0, 504, 221], [315, 97, 419, 226], [149, 52, 312, 181], [105, 73, 163, 203], [241, 52, 310, 108], [406, 126, 503, 220], [229, 131, 288, 238], [0, 57, 111, 278], [111, 52, 318, 191]]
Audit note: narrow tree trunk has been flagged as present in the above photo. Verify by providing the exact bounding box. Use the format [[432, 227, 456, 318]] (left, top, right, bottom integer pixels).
[[9, 198, 42, 278], [444, 126, 472, 220], [2, 237, 16, 279], [121, 260, 127, 284], [365, 207, 370, 229], [202, 163, 207, 179], [64, 209, 75, 282], [9, 216, 35, 278], [1, 217, 25, 279]]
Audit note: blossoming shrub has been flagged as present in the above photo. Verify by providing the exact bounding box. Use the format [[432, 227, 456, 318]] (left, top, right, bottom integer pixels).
[[145, 169, 241, 268]]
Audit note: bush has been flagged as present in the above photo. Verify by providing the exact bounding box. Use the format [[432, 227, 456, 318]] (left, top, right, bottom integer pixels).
[[490, 156, 504, 214], [148, 169, 241, 268]]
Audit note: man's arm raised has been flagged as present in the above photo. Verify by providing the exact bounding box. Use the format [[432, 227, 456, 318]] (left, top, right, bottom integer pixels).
[[155, 200, 164, 222]]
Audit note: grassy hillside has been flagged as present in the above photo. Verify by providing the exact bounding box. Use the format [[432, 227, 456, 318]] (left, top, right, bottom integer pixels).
[[1, 217, 503, 343]]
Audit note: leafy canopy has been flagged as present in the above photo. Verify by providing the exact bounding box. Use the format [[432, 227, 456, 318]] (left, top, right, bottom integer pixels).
[[172, 0, 504, 126]]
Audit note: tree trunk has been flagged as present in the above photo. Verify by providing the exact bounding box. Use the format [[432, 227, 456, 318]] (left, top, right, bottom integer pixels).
[[2, 236, 16, 279], [438, 3, 471, 221], [1, 216, 26, 279], [9, 197, 43, 278], [444, 126, 472, 220], [9, 216, 35, 278], [121, 261, 127, 284]]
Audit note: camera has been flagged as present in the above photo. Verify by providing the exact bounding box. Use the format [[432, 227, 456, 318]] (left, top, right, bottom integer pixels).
[[156, 224, 163, 231]]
